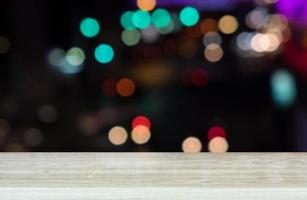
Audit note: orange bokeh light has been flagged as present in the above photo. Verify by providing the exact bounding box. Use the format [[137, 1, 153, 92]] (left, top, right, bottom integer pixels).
[[137, 0, 156, 11], [116, 78, 136, 97]]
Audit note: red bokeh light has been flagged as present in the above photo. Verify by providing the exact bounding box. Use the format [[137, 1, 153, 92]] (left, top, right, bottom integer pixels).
[[208, 126, 226, 141], [132, 116, 151, 129]]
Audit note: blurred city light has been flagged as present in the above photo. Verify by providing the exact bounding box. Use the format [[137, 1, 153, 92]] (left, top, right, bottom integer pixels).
[[80, 17, 100, 38]]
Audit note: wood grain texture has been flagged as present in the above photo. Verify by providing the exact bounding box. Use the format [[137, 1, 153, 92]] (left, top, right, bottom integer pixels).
[[0, 153, 306, 199]]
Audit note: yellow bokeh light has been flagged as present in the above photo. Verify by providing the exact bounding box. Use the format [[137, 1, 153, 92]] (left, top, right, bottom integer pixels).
[[218, 15, 239, 34], [182, 137, 202, 153], [131, 125, 151, 145], [108, 126, 128, 146], [137, 0, 156, 11], [208, 137, 229, 153], [204, 43, 223, 62]]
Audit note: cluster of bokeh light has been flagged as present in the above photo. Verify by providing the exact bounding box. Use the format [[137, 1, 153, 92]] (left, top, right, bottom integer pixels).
[[108, 116, 152, 146]]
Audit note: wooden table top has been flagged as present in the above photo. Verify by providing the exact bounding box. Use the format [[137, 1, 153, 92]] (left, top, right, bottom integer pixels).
[[0, 153, 306, 199]]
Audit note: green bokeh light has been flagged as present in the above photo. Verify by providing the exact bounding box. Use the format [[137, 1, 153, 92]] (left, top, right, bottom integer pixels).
[[122, 29, 141, 46], [152, 9, 171, 29], [66, 47, 86, 66], [95, 44, 114, 64], [120, 11, 135, 30], [179, 7, 200, 27], [132, 10, 151, 29], [80, 17, 100, 38], [271, 70, 297, 108]]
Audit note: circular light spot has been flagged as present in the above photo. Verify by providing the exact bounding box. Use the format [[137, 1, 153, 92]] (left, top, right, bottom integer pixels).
[[200, 18, 218, 34], [131, 125, 151, 145], [48, 48, 66, 66], [208, 126, 226, 141], [0, 36, 10, 54], [121, 11, 136, 30], [79, 115, 98, 136], [236, 32, 254, 51], [218, 15, 239, 34], [203, 31, 222, 47], [24, 128, 43, 147], [132, 116, 151, 129], [204, 44, 224, 62], [66, 47, 85, 66], [122, 29, 141, 46], [152, 8, 171, 28], [116, 78, 136, 97], [271, 70, 297, 108], [179, 7, 200, 27], [141, 25, 160, 43], [95, 44, 114, 64], [108, 126, 128, 145], [182, 137, 202, 153], [132, 10, 151, 29], [38, 105, 57, 123], [208, 137, 229, 153], [137, 0, 156, 11], [80, 17, 100, 38]]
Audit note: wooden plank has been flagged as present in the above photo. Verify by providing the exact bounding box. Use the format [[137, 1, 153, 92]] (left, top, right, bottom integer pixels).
[[0, 153, 306, 199]]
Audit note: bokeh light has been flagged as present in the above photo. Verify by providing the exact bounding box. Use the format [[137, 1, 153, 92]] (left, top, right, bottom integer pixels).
[[137, 0, 156, 11], [141, 25, 160, 43], [204, 43, 224, 62], [48, 48, 66, 67], [38, 105, 57, 123], [108, 126, 128, 145], [95, 44, 115, 64], [152, 8, 171, 29], [218, 15, 239, 34], [131, 125, 151, 145], [48, 48, 84, 74], [120, 11, 136, 30], [80, 17, 100, 38], [203, 31, 222, 47], [271, 70, 297, 108], [208, 137, 229, 153], [200, 18, 218, 34], [24, 128, 43, 147], [0, 36, 10, 54], [79, 114, 98, 136], [208, 126, 226, 141], [132, 116, 151, 129], [245, 7, 268, 30], [182, 137, 202, 153], [66, 47, 86, 66], [116, 78, 136, 97], [132, 10, 151, 29], [179, 7, 200, 27], [122, 29, 141, 46]]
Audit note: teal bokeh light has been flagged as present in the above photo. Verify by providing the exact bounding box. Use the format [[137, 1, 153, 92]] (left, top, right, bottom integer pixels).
[[120, 11, 135, 30], [132, 10, 151, 29], [95, 44, 115, 64], [80, 17, 100, 38], [271, 70, 297, 108], [152, 9, 171, 28], [179, 7, 200, 27]]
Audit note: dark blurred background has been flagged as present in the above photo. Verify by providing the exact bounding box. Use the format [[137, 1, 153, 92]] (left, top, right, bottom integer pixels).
[[0, 0, 306, 152]]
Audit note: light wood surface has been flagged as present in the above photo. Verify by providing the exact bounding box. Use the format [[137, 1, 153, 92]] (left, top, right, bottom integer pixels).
[[0, 153, 306, 199]]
